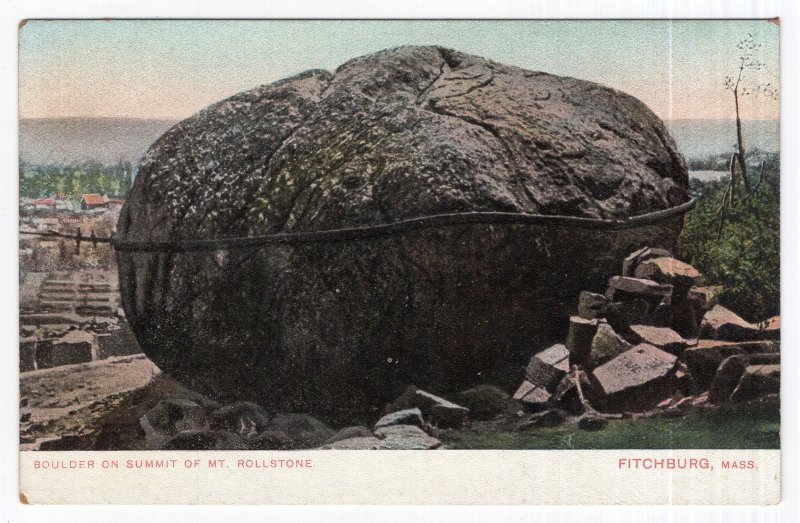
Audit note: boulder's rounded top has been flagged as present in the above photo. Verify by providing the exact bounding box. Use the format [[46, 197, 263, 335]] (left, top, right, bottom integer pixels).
[[120, 46, 688, 242]]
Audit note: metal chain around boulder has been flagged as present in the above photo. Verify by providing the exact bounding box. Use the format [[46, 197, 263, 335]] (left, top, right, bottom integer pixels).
[[20, 198, 695, 254]]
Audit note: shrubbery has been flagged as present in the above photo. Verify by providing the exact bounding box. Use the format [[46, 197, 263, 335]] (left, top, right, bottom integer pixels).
[[19, 160, 134, 199], [678, 164, 780, 322]]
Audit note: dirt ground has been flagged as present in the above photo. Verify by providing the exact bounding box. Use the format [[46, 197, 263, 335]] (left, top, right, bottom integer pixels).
[[19, 354, 159, 450]]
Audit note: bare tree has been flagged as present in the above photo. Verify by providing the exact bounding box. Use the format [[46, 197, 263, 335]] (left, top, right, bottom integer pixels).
[[717, 33, 776, 238], [722, 32, 777, 196]]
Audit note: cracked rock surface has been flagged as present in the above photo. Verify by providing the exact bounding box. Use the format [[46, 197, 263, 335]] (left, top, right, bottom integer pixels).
[[118, 46, 689, 425]]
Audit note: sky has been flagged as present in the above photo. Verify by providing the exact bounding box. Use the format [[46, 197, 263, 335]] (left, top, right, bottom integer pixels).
[[18, 19, 780, 121]]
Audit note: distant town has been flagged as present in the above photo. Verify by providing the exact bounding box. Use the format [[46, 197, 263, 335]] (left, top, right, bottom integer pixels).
[[19, 187, 139, 374]]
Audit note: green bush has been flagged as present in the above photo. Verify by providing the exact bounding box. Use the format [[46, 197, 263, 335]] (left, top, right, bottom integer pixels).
[[678, 165, 780, 323]]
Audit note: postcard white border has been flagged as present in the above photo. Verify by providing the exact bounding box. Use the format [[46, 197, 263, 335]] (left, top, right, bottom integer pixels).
[[18, 449, 781, 505]]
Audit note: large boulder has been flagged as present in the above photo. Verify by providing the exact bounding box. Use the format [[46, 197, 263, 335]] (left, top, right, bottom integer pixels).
[[117, 46, 690, 425]]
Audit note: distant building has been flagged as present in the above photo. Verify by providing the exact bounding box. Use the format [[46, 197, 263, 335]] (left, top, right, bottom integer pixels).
[[34, 198, 56, 210], [80, 194, 109, 210]]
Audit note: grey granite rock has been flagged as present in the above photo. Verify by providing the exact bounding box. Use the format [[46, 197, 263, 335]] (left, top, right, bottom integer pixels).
[[118, 46, 689, 424]]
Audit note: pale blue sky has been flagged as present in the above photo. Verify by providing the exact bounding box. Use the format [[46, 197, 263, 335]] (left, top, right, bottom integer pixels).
[[19, 20, 780, 120]]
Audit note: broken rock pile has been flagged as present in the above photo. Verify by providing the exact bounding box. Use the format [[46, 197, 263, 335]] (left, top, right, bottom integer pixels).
[[513, 247, 780, 419], [133, 386, 474, 450]]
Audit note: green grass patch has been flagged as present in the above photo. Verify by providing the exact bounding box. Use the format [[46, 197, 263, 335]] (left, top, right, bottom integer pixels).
[[441, 399, 780, 449]]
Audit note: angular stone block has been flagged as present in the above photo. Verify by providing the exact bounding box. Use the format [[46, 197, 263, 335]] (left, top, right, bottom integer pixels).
[[622, 247, 672, 277], [588, 323, 631, 368], [607, 276, 673, 301], [374, 408, 424, 430], [700, 305, 780, 342], [633, 256, 701, 296], [682, 340, 779, 388], [578, 291, 608, 320], [512, 380, 551, 410], [591, 344, 678, 412], [566, 317, 601, 366], [373, 424, 442, 449], [629, 324, 692, 354], [412, 390, 469, 428], [526, 343, 570, 390], [730, 364, 780, 402]]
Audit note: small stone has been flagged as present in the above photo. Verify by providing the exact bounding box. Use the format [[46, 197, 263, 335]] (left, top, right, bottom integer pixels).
[[513, 381, 552, 410], [578, 291, 608, 320], [414, 390, 469, 428], [513, 380, 536, 401], [374, 408, 424, 430], [323, 426, 375, 445], [162, 429, 247, 450], [566, 317, 602, 366], [675, 362, 697, 395], [319, 436, 382, 450], [622, 247, 672, 277], [140, 398, 209, 449], [373, 424, 442, 449], [520, 409, 566, 429], [588, 323, 631, 368], [263, 413, 335, 449], [552, 370, 592, 414], [629, 324, 692, 354], [209, 401, 270, 440], [20, 412, 31, 423], [691, 392, 710, 408], [607, 276, 673, 301], [526, 344, 570, 390], [730, 364, 780, 402]]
